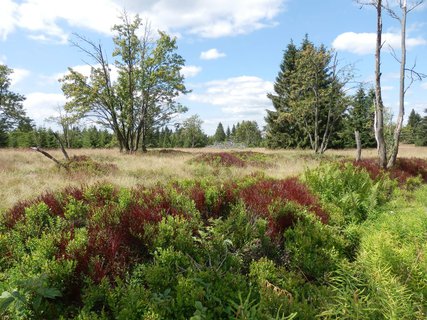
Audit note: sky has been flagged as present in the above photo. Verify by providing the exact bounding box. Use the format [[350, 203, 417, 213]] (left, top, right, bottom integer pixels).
[[1, 0, 426, 135]]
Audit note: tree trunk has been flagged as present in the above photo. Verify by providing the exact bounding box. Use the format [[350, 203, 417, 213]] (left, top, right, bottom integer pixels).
[[355, 130, 362, 161], [374, 0, 387, 168], [53, 132, 70, 160], [387, 1, 407, 168], [31, 147, 69, 171]]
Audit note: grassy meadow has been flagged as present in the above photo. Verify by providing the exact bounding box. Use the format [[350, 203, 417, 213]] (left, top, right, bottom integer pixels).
[[1, 144, 426, 213], [1, 145, 427, 319]]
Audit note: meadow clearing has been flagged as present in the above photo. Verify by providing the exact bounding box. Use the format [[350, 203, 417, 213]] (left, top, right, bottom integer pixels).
[[1, 145, 427, 319], [1, 144, 426, 213]]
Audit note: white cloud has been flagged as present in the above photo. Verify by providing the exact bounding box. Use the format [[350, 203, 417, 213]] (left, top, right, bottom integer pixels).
[[188, 76, 273, 116], [24, 92, 66, 124], [0, 0, 121, 43], [0, 0, 18, 40], [382, 85, 394, 91], [116, 0, 286, 38], [181, 65, 202, 78], [1, 0, 286, 42], [332, 32, 427, 55], [10, 68, 30, 86], [421, 82, 427, 90], [200, 48, 226, 60]]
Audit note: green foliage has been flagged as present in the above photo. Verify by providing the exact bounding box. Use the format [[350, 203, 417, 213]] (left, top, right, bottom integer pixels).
[[60, 13, 188, 152], [232, 121, 262, 147], [179, 115, 208, 148], [304, 162, 390, 225], [339, 86, 376, 148], [0, 65, 33, 143], [265, 37, 350, 153], [213, 122, 226, 143], [1, 163, 427, 318]]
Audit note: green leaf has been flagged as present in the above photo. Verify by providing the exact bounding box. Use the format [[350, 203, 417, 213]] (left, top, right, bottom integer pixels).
[[0, 291, 15, 312]]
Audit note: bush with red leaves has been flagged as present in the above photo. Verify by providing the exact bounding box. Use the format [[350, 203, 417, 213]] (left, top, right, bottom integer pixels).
[[192, 152, 247, 167], [351, 157, 427, 185], [239, 177, 328, 239]]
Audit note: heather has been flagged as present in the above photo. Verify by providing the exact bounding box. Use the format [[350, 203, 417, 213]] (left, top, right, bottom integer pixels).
[[0, 150, 427, 319]]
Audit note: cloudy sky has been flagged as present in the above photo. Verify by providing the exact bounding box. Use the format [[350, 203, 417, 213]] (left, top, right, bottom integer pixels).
[[1, 0, 426, 134]]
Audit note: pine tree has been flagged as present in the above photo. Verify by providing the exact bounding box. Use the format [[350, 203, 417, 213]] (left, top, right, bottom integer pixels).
[[226, 126, 231, 140], [402, 109, 422, 144], [265, 41, 308, 148], [266, 37, 349, 153], [213, 122, 226, 142], [414, 109, 427, 146]]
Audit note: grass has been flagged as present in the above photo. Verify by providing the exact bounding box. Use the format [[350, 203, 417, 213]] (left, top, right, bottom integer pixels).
[[0, 145, 426, 213]]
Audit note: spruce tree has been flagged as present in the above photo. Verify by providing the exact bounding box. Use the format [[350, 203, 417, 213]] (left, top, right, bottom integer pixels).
[[265, 41, 308, 148], [266, 37, 349, 153], [213, 122, 226, 142]]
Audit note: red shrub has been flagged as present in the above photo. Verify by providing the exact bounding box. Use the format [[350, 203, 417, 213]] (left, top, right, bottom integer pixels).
[[351, 157, 427, 185], [62, 186, 85, 201], [3, 199, 35, 228], [193, 152, 247, 167], [351, 159, 384, 181], [395, 158, 427, 183], [239, 177, 328, 239], [38, 191, 64, 217]]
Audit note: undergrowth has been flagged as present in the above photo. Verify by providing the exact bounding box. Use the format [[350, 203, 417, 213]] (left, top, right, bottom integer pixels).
[[1, 157, 427, 319]]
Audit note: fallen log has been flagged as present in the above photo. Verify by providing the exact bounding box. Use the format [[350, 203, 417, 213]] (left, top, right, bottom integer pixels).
[[31, 147, 69, 171]]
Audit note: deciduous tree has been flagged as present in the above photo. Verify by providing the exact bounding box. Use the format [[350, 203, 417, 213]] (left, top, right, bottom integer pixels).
[[61, 13, 188, 153]]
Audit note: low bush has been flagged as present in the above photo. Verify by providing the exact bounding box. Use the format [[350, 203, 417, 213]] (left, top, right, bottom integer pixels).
[[1, 159, 427, 319], [350, 157, 427, 186]]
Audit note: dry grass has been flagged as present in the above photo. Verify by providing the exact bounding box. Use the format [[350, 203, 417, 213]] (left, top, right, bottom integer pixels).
[[1, 145, 426, 212]]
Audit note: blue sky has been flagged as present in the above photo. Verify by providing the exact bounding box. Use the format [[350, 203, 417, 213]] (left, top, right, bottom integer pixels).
[[1, 0, 426, 134]]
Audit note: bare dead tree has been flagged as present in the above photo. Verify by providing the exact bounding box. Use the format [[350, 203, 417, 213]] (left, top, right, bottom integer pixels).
[[384, 0, 426, 168]]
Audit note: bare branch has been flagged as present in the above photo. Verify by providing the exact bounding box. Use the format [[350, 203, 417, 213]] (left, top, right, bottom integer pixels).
[[407, 0, 425, 13], [31, 147, 69, 171]]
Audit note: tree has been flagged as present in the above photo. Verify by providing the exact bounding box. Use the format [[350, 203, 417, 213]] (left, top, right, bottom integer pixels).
[[47, 105, 80, 148], [349, 87, 376, 160], [233, 121, 262, 147], [358, 0, 425, 167], [0, 65, 33, 146], [226, 126, 231, 140], [384, 0, 425, 167], [181, 115, 207, 148], [401, 109, 422, 143], [267, 37, 350, 153], [213, 122, 226, 143], [265, 41, 309, 149], [61, 13, 188, 153], [414, 109, 427, 146]]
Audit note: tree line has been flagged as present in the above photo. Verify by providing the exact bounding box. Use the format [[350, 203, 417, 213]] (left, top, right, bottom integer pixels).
[[1, 8, 426, 158]]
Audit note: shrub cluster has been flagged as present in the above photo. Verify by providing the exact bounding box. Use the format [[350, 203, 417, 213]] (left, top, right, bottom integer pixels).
[[349, 157, 427, 185], [1, 159, 426, 319], [190, 151, 274, 168], [66, 155, 118, 175]]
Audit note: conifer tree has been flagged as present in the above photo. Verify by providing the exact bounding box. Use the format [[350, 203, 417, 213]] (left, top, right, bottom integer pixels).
[[213, 122, 226, 142]]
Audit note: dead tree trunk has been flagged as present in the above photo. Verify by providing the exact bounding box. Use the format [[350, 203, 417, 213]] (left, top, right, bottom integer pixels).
[[374, 0, 388, 168], [53, 132, 70, 161], [31, 147, 69, 171], [355, 130, 362, 161]]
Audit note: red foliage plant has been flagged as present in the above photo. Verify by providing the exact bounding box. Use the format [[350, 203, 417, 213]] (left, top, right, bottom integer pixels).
[[239, 177, 328, 239], [193, 152, 247, 167], [186, 182, 238, 220], [351, 157, 427, 185]]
